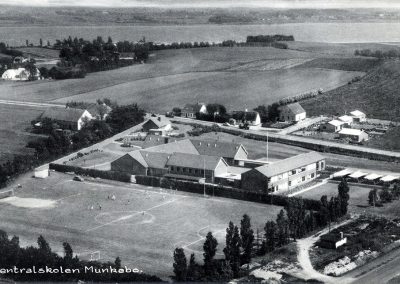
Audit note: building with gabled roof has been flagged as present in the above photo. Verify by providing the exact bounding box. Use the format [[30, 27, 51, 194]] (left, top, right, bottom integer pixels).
[[190, 139, 248, 165], [320, 119, 345, 133], [241, 152, 325, 193], [278, 102, 306, 122], [181, 103, 207, 118], [339, 128, 369, 142], [350, 110, 366, 122], [338, 115, 353, 126], [110, 150, 171, 176], [231, 111, 261, 126], [39, 107, 93, 131], [142, 116, 172, 132]]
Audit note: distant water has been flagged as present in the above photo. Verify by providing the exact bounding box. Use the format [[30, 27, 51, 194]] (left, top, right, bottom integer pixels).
[[2, 22, 400, 46]]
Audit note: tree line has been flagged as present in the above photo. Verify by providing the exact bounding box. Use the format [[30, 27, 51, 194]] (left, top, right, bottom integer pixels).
[[368, 183, 400, 207], [355, 48, 400, 59], [172, 180, 350, 281], [0, 102, 145, 191], [0, 230, 161, 282]]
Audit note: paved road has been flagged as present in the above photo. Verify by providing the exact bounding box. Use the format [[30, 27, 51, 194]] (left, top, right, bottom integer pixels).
[[344, 246, 400, 284], [0, 99, 64, 108], [171, 116, 400, 160]]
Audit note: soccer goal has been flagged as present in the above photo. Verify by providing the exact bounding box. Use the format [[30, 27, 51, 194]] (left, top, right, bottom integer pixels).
[[0, 189, 14, 200]]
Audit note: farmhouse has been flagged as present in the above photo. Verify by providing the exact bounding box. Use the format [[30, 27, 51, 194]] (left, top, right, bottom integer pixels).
[[320, 119, 345, 133], [338, 115, 353, 126], [181, 103, 207, 118], [2, 67, 40, 81], [86, 103, 112, 120], [339, 128, 369, 142], [350, 110, 367, 123], [142, 116, 172, 132], [39, 107, 93, 131], [241, 152, 325, 193], [231, 111, 261, 126], [278, 103, 306, 122]]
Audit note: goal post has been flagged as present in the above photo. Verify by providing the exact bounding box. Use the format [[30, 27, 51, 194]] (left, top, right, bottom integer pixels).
[[0, 189, 14, 200]]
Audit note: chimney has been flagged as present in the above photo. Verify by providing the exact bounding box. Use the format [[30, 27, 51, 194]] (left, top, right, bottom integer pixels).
[[207, 143, 210, 147], [158, 117, 161, 121], [214, 144, 217, 147], [199, 142, 202, 146], [340, 231, 343, 239]]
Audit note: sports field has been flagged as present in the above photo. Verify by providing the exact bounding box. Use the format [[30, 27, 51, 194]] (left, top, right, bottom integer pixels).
[[0, 172, 281, 278]]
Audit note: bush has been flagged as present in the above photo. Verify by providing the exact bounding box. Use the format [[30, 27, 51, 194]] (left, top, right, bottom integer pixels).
[[49, 163, 131, 182]]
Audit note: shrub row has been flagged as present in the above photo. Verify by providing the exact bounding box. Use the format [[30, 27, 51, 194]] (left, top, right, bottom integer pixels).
[[135, 175, 321, 211], [49, 163, 131, 182]]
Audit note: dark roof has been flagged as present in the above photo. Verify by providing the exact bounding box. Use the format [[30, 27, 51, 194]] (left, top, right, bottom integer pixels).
[[190, 139, 247, 159], [126, 150, 170, 169], [256, 152, 324, 177], [145, 139, 198, 154], [40, 107, 88, 122], [182, 103, 205, 113], [164, 173, 203, 181], [142, 135, 169, 149], [320, 233, 345, 242], [144, 116, 171, 128], [280, 103, 306, 115], [231, 111, 259, 122], [166, 153, 225, 170]]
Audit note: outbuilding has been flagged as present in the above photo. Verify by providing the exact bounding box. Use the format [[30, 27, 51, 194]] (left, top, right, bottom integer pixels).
[[339, 128, 369, 142], [320, 119, 345, 133], [350, 110, 366, 123], [319, 232, 347, 249]]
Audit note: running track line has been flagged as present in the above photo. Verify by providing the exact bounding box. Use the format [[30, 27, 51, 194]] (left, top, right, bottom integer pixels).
[[85, 197, 185, 232]]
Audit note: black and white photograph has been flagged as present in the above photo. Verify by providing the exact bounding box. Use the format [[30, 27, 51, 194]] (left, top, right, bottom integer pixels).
[[0, 0, 400, 283]]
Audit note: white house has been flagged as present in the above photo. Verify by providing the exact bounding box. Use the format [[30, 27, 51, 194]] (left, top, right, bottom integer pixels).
[[142, 116, 172, 132], [338, 115, 353, 126], [350, 110, 367, 123], [39, 107, 93, 131], [278, 103, 306, 122], [339, 128, 369, 142], [1, 68, 40, 81], [231, 111, 261, 126], [320, 119, 345, 133]]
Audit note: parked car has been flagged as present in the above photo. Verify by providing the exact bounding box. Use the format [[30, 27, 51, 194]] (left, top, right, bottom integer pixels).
[[73, 176, 84, 182]]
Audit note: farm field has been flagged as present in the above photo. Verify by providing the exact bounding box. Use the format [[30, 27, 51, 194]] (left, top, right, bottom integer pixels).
[[299, 182, 400, 218], [0, 172, 282, 278], [0, 104, 45, 160], [0, 47, 364, 113], [15, 47, 60, 58], [302, 60, 400, 121]]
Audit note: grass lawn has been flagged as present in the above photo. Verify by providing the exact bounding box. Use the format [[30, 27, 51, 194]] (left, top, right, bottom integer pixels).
[[299, 182, 400, 218], [0, 104, 45, 160], [0, 172, 282, 278]]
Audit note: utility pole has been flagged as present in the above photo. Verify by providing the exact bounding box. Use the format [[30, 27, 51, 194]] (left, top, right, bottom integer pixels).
[[266, 130, 269, 163], [203, 157, 206, 197]]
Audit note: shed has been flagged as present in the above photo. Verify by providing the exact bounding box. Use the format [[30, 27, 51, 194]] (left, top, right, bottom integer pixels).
[[350, 110, 366, 123], [339, 128, 369, 142], [319, 232, 347, 249]]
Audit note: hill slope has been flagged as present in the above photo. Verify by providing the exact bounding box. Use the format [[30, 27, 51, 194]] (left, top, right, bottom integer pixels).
[[302, 60, 400, 121]]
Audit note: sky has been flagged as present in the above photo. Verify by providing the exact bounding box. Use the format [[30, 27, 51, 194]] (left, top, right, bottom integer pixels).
[[2, 0, 400, 8]]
